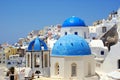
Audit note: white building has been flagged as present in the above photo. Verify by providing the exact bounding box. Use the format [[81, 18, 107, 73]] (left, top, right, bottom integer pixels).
[[101, 41, 120, 73], [0, 43, 9, 66], [26, 37, 50, 77], [89, 8, 120, 80], [50, 34, 98, 80], [89, 10, 118, 39], [0, 48, 6, 65], [89, 39, 108, 72], [7, 54, 21, 68], [61, 16, 89, 39], [13, 8, 120, 80], [90, 40, 108, 59], [48, 16, 89, 49], [100, 8, 120, 73]]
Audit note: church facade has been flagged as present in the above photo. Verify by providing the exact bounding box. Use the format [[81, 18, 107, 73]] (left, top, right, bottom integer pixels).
[[51, 35, 97, 80], [26, 37, 50, 77]]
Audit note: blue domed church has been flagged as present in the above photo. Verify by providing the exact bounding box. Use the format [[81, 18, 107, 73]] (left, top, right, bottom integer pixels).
[[50, 34, 96, 80], [25, 17, 98, 80], [26, 37, 50, 77], [61, 16, 89, 39]]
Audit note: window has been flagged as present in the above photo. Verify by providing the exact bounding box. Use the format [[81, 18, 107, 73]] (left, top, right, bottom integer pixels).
[[102, 27, 107, 33], [7, 62, 11, 64], [55, 63, 59, 75], [84, 32, 87, 38], [71, 63, 77, 77], [65, 32, 67, 35], [88, 62, 91, 75], [44, 54, 48, 67], [28, 54, 30, 67], [101, 51, 104, 55], [118, 59, 120, 69], [34, 54, 37, 67], [74, 32, 78, 35]]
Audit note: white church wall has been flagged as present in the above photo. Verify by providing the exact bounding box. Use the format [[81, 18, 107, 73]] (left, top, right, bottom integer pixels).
[[61, 27, 89, 39], [64, 56, 84, 80], [50, 56, 65, 78], [83, 55, 95, 77], [49, 55, 95, 80]]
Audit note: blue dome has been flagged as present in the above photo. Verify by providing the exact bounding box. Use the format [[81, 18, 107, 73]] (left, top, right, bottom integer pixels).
[[28, 37, 48, 51], [52, 34, 91, 56], [62, 16, 86, 27]]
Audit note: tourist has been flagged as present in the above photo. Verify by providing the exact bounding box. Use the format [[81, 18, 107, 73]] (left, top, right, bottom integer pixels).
[[6, 67, 18, 80]]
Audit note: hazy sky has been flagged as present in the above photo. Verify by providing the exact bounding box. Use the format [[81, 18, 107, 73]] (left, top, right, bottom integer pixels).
[[0, 0, 120, 44]]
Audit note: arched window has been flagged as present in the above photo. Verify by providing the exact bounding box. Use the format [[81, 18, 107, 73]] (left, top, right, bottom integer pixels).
[[88, 62, 91, 75], [55, 63, 59, 75], [28, 54, 30, 67], [44, 54, 48, 67], [35, 54, 40, 67], [34, 54, 37, 67], [71, 63, 77, 77]]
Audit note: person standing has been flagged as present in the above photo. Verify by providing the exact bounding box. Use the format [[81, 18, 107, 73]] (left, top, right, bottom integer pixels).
[[6, 67, 18, 80]]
